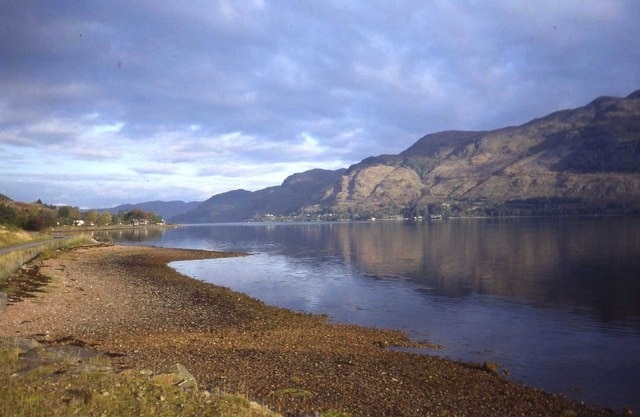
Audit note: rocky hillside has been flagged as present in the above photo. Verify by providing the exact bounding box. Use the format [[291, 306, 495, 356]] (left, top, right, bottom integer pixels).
[[173, 90, 640, 222]]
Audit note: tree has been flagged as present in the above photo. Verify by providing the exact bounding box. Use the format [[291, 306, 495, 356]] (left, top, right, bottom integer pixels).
[[123, 208, 146, 222], [120, 208, 162, 224], [84, 210, 99, 225], [58, 206, 81, 221], [24, 208, 57, 231], [0, 204, 18, 226], [97, 212, 112, 226], [112, 212, 124, 225]]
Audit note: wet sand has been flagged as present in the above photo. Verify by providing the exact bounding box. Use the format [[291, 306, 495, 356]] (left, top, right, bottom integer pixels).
[[0, 245, 622, 416]]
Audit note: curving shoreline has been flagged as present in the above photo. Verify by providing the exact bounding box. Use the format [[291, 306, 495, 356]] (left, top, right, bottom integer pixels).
[[0, 245, 624, 417]]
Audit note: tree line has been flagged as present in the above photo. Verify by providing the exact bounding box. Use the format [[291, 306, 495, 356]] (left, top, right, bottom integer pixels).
[[0, 200, 163, 231]]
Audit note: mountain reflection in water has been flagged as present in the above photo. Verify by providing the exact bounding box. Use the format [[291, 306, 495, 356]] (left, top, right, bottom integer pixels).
[[97, 217, 640, 411]]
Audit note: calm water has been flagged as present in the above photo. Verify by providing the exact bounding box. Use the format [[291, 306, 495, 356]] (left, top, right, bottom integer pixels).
[[96, 217, 640, 411]]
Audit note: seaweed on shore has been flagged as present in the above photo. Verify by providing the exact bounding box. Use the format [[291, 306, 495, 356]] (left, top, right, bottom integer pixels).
[[0, 265, 51, 303]]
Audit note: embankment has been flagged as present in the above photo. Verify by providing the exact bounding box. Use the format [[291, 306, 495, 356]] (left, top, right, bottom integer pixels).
[[0, 236, 90, 282]]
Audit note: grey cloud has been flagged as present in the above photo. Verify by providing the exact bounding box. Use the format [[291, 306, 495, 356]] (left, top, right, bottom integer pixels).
[[1, 171, 199, 208], [196, 163, 280, 178], [1, 0, 639, 207], [133, 164, 181, 176]]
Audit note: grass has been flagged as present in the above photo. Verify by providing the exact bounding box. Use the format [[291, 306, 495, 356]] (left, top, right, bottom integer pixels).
[[1, 233, 98, 284], [0, 345, 282, 417], [39, 234, 98, 259], [0, 249, 42, 284], [0, 225, 43, 248], [1, 342, 354, 417]]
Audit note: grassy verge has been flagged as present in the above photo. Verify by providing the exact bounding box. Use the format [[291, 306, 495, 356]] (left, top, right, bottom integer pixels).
[[0, 346, 282, 417], [0, 234, 97, 286], [0, 225, 45, 248], [40, 234, 99, 257]]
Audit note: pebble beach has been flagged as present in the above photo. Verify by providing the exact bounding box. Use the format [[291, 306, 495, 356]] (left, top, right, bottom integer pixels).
[[0, 245, 624, 417]]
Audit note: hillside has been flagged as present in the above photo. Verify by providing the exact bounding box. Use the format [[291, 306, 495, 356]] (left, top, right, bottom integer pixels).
[[101, 200, 200, 221], [173, 90, 640, 223], [171, 169, 346, 223], [0, 197, 59, 231]]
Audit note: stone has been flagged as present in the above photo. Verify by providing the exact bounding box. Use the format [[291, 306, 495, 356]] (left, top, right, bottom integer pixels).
[[0, 292, 7, 315], [482, 360, 499, 374], [0, 336, 42, 352], [164, 362, 198, 390], [17, 345, 112, 374]]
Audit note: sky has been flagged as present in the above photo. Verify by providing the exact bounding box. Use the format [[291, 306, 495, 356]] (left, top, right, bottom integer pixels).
[[1, 1, 639, 208]]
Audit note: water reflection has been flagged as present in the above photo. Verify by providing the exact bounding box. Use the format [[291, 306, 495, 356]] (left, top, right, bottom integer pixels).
[[103, 218, 640, 410], [91, 227, 165, 243], [101, 218, 640, 327], [325, 219, 640, 326]]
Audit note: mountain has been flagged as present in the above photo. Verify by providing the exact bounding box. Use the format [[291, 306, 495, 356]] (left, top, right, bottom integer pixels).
[[170, 190, 254, 223], [174, 90, 640, 223], [101, 200, 201, 221], [171, 169, 346, 223]]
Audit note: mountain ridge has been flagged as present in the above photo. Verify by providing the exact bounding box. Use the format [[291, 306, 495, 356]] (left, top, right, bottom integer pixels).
[[172, 90, 640, 222], [99, 200, 201, 221], [171, 168, 346, 223]]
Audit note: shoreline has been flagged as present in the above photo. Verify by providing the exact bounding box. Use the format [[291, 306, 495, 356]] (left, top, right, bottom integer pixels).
[[50, 224, 181, 233], [0, 245, 624, 416]]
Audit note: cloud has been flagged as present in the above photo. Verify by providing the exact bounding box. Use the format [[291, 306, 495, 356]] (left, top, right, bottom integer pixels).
[[1, 0, 639, 207], [133, 163, 181, 176]]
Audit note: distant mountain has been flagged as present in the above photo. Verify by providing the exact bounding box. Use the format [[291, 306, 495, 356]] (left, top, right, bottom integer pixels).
[[173, 90, 640, 223], [171, 169, 346, 223], [170, 190, 254, 223], [101, 200, 200, 221]]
